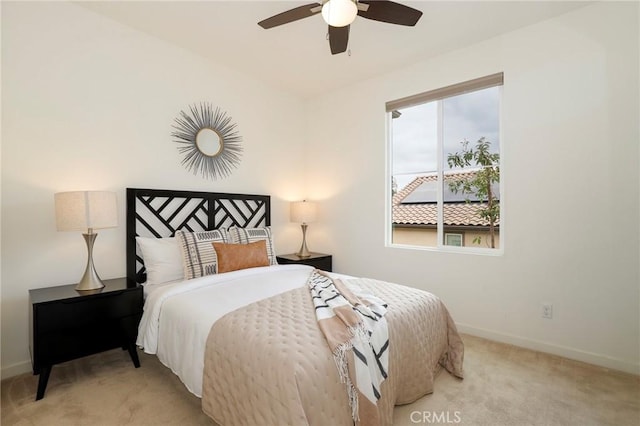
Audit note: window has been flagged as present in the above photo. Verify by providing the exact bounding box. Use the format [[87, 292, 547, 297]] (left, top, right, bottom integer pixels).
[[445, 233, 463, 247], [388, 73, 502, 251]]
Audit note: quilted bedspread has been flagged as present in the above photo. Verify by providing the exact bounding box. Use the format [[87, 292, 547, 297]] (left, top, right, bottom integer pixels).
[[201, 276, 464, 426]]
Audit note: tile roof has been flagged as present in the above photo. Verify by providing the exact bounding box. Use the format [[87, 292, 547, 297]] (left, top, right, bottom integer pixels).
[[393, 170, 500, 227]]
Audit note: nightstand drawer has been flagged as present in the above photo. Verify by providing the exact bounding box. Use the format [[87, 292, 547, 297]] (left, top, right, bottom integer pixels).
[[276, 253, 332, 272], [37, 314, 141, 366], [34, 289, 142, 334]]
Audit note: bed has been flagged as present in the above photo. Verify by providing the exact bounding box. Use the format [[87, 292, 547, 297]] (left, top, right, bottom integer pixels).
[[127, 187, 464, 426]]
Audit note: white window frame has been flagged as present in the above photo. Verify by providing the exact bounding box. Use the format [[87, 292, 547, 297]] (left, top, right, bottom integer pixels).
[[385, 73, 504, 256]]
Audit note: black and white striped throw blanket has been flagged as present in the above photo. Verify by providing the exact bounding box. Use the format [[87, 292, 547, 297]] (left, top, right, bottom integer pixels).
[[308, 269, 389, 426]]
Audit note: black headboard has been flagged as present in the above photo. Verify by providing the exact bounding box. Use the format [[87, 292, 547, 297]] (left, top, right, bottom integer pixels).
[[126, 188, 271, 286]]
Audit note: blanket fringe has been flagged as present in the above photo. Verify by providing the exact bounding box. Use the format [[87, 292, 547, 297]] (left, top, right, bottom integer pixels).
[[332, 323, 370, 422], [334, 340, 359, 421]]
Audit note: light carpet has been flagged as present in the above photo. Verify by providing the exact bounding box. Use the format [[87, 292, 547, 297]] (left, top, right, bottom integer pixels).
[[2, 334, 638, 425]]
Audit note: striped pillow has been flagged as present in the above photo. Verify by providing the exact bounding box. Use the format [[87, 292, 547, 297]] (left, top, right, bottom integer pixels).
[[175, 229, 228, 279], [227, 226, 277, 266]]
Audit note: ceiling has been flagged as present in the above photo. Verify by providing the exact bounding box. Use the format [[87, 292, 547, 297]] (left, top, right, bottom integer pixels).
[[78, 1, 592, 99]]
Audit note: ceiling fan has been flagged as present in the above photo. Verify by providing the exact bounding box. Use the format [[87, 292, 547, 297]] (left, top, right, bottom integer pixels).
[[258, 0, 423, 55]]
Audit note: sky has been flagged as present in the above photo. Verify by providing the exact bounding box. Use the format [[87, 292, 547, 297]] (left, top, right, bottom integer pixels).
[[392, 86, 500, 190]]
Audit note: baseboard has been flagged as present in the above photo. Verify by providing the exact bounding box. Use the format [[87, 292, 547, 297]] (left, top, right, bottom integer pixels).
[[1, 360, 32, 380], [457, 323, 640, 376]]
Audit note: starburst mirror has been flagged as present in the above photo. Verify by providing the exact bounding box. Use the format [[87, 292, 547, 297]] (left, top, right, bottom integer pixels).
[[171, 103, 243, 180]]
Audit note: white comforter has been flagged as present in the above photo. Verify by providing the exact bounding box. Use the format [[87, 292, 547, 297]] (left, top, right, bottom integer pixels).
[[136, 264, 315, 397]]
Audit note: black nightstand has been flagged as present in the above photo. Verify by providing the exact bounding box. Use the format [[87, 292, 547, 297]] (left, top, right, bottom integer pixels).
[[29, 277, 143, 400], [276, 253, 332, 272]]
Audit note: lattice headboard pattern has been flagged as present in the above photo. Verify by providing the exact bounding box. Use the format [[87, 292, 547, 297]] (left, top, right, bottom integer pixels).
[[126, 188, 270, 286]]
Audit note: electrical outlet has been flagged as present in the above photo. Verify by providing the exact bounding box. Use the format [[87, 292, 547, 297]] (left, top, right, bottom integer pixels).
[[542, 303, 553, 319]]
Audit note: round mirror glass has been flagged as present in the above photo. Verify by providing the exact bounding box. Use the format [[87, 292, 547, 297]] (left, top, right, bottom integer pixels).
[[195, 128, 222, 157]]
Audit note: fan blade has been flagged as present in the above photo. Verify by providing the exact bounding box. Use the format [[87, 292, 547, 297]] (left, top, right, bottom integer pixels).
[[258, 3, 321, 29], [358, 1, 423, 26], [328, 25, 349, 55]]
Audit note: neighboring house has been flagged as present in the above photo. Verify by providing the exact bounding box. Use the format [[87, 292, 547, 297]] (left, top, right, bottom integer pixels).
[[392, 170, 500, 248]]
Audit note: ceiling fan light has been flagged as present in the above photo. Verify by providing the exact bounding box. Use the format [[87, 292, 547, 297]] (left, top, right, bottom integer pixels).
[[321, 0, 358, 28]]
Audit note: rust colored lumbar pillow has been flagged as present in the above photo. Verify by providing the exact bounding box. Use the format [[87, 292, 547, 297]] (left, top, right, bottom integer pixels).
[[212, 240, 270, 273]]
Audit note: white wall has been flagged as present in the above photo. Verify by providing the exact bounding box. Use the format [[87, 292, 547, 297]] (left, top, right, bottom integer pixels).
[[1, 2, 308, 377], [306, 2, 640, 373]]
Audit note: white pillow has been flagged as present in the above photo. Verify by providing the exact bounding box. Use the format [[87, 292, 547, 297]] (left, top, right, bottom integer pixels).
[[136, 236, 184, 286]]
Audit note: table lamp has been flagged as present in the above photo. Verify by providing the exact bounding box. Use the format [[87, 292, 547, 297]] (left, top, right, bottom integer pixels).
[[54, 191, 118, 291], [290, 200, 317, 258]]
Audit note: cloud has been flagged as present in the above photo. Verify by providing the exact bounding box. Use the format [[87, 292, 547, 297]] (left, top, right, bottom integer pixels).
[[392, 85, 500, 190], [392, 101, 437, 175], [443, 87, 500, 158]]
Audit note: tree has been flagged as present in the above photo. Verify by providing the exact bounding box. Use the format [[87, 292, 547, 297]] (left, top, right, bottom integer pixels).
[[446, 137, 500, 248]]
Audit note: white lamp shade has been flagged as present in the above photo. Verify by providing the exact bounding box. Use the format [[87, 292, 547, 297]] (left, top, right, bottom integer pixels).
[[55, 191, 118, 232], [321, 0, 358, 27], [290, 201, 317, 224]]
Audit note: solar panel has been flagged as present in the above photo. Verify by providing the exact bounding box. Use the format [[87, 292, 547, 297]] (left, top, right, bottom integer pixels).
[[401, 180, 437, 203], [401, 179, 499, 204]]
